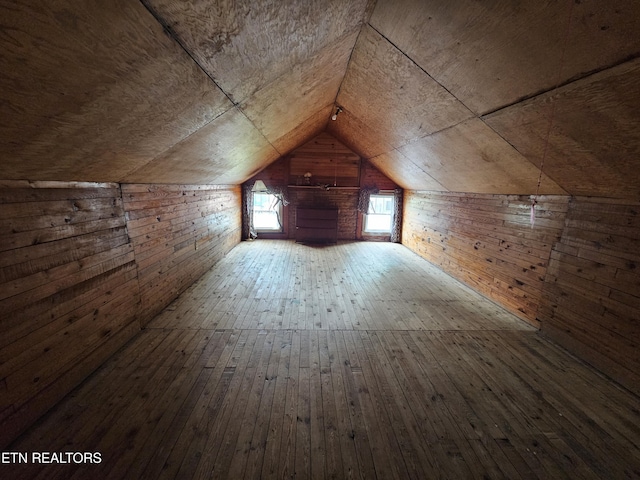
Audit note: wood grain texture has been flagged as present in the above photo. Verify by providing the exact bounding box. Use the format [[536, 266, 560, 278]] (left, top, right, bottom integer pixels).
[[125, 109, 279, 185], [484, 58, 640, 199], [289, 133, 361, 187], [402, 191, 570, 326], [240, 31, 357, 144], [336, 25, 473, 148], [5, 241, 640, 479], [0, 181, 141, 449], [370, 0, 640, 114], [288, 189, 359, 241], [122, 183, 242, 325], [246, 133, 398, 241], [142, 0, 370, 103], [399, 118, 567, 194], [369, 150, 447, 192], [0, 0, 231, 182], [540, 196, 640, 396], [360, 159, 398, 191], [271, 105, 332, 157], [326, 108, 395, 159]]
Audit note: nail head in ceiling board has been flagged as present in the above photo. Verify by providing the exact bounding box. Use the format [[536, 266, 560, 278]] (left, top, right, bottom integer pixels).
[[125, 109, 278, 185], [369, 150, 448, 192], [369, 0, 640, 115], [240, 30, 358, 143], [398, 118, 566, 195], [143, 0, 370, 103], [336, 25, 473, 150], [484, 58, 640, 199], [0, 0, 233, 183]]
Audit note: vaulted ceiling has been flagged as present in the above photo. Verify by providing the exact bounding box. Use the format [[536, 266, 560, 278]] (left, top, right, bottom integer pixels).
[[1, 0, 639, 197]]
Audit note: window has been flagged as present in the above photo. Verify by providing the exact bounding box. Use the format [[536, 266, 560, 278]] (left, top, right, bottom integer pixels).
[[364, 193, 394, 233], [252, 192, 283, 231]]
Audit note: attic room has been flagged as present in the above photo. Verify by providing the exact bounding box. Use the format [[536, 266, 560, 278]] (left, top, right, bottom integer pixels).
[[0, 0, 639, 478]]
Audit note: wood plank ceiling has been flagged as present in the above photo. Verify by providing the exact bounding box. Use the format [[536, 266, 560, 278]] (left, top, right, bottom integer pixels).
[[1, 0, 639, 197]]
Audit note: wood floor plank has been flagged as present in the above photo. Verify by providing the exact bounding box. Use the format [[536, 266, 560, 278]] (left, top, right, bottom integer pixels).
[[326, 331, 360, 479], [242, 330, 283, 479], [294, 364, 312, 479], [124, 330, 237, 480], [5, 240, 640, 480], [334, 331, 377, 480], [160, 329, 258, 480], [365, 331, 436, 479], [261, 330, 293, 479], [352, 331, 409, 479], [308, 330, 327, 479], [318, 330, 344, 478], [204, 330, 267, 478], [277, 329, 301, 479]]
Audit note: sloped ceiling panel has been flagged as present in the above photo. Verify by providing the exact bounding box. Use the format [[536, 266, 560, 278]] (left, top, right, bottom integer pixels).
[[270, 105, 334, 156], [0, 0, 372, 185], [239, 30, 358, 146], [326, 111, 394, 160], [0, 0, 232, 182], [368, 150, 447, 192], [334, 25, 473, 148], [1, 0, 639, 196], [369, 0, 640, 115], [328, 0, 640, 196], [398, 119, 566, 195], [126, 108, 279, 185], [484, 58, 640, 198], [142, 0, 372, 104]]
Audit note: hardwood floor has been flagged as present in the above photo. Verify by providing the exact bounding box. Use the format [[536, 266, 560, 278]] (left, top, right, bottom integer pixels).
[[5, 240, 640, 479]]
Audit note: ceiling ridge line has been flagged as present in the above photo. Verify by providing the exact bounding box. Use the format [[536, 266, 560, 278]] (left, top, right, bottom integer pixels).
[[234, 26, 372, 162], [366, 23, 475, 117], [481, 52, 640, 119], [139, 0, 238, 107], [331, 22, 369, 115], [139, 1, 283, 173]]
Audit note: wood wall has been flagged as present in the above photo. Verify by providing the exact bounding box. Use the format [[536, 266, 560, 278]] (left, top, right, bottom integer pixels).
[[539, 197, 640, 396], [402, 191, 569, 327], [122, 184, 242, 325], [403, 191, 640, 396], [0, 181, 140, 448], [247, 133, 398, 241], [0, 181, 241, 448], [289, 188, 359, 240], [288, 133, 361, 187]]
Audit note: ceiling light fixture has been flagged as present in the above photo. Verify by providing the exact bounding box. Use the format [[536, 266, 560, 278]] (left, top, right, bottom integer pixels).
[[331, 106, 343, 121]]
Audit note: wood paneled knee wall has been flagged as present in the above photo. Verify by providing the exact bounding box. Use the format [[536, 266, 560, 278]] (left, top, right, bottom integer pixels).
[[403, 191, 640, 396], [0, 181, 241, 448]]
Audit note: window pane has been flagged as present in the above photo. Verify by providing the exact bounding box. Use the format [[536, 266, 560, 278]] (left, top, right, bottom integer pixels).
[[365, 194, 394, 233], [365, 214, 391, 232], [252, 193, 282, 231]]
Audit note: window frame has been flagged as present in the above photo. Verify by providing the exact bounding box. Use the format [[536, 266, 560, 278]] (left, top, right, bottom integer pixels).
[[252, 191, 284, 233], [363, 192, 395, 235]]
